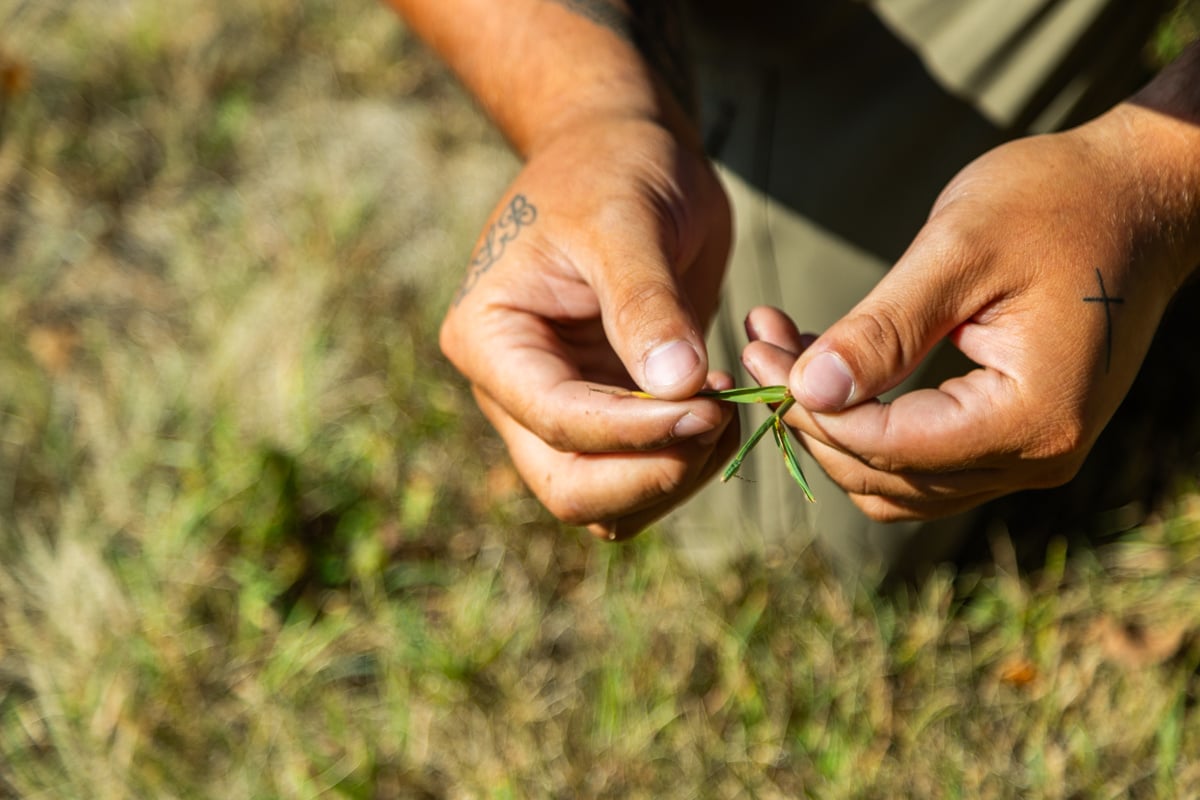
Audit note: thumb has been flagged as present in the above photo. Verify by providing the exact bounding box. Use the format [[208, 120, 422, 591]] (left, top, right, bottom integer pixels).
[[586, 153, 731, 400], [593, 246, 713, 402], [605, 273, 708, 400], [790, 246, 972, 412]]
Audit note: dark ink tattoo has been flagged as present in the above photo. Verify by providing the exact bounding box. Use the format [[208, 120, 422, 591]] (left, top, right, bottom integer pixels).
[[1083, 268, 1125, 373], [548, 0, 698, 118], [454, 194, 537, 306]]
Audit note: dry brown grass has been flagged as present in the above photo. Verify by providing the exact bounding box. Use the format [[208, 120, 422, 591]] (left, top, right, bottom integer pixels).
[[2, 1, 1200, 798]]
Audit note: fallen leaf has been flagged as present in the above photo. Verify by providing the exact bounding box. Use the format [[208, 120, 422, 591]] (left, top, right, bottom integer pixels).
[[998, 657, 1038, 687]]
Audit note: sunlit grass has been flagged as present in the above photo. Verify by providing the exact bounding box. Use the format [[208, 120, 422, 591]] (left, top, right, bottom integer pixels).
[[2, 0, 1200, 797]]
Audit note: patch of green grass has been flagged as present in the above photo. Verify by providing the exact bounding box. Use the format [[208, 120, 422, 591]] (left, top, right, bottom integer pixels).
[[2, 1, 1200, 798]]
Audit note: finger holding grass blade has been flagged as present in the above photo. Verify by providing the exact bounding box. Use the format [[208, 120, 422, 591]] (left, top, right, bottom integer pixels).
[[630, 382, 815, 500]]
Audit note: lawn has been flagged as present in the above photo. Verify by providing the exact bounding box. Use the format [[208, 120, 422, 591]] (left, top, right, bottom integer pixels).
[[3, 1, 1200, 797]]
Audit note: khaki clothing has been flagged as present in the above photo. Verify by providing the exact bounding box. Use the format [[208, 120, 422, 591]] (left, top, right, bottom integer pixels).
[[671, 0, 1174, 573]]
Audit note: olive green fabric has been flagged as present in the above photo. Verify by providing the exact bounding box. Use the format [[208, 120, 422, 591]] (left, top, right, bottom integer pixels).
[[668, 0, 1171, 574], [872, 0, 1169, 132]]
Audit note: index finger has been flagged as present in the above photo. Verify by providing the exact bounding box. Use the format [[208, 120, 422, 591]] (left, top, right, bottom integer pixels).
[[491, 376, 733, 453], [446, 291, 732, 452]]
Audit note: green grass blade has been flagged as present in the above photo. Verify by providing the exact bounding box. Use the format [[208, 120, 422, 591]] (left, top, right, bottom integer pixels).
[[698, 385, 791, 404], [722, 411, 777, 482], [722, 396, 798, 483], [771, 405, 815, 502], [601, 385, 790, 403]]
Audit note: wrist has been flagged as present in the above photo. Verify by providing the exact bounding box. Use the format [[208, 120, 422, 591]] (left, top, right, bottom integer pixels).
[[390, 0, 701, 160], [1082, 41, 1200, 294], [509, 65, 702, 159], [522, 102, 703, 164], [1079, 98, 1200, 298], [509, 0, 701, 158]]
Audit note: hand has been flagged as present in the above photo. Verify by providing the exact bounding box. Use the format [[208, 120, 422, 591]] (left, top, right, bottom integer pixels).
[[741, 108, 1198, 522], [440, 118, 738, 539]]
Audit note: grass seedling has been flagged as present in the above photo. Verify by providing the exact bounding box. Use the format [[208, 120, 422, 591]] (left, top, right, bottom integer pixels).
[[591, 383, 815, 501], [770, 399, 816, 502], [706, 387, 815, 502]]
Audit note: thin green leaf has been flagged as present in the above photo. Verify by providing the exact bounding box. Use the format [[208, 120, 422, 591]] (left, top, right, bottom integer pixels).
[[771, 404, 815, 502], [722, 411, 777, 483], [619, 381, 810, 497], [698, 385, 791, 404]]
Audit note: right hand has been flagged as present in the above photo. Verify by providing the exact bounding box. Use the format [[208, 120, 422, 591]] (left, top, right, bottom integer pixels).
[[439, 118, 737, 540]]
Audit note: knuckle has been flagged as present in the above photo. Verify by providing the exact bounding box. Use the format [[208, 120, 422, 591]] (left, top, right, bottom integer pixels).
[[1027, 416, 1089, 487], [818, 455, 880, 499], [822, 443, 904, 487], [550, 504, 592, 527], [611, 276, 680, 344], [847, 303, 914, 377], [1045, 418, 1088, 460], [508, 457, 593, 527], [1033, 456, 1086, 490], [533, 456, 690, 529], [855, 495, 927, 524], [649, 459, 690, 499], [862, 450, 902, 475], [540, 483, 594, 527], [918, 218, 993, 272], [854, 495, 904, 523], [529, 412, 576, 453]]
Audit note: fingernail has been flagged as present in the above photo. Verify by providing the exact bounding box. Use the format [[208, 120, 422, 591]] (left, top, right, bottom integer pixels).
[[801, 351, 855, 410], [643, 340, 701, 395], [672, 412, 716, 440]]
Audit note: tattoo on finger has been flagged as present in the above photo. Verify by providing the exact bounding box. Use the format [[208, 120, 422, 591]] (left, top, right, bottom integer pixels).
[[454, 194, 538, 306]]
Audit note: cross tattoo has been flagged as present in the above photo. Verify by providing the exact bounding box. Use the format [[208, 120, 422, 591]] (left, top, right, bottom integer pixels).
[[1083, 268, 1124, 373]]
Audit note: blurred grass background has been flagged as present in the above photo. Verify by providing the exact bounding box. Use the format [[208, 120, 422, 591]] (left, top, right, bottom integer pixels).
[[2, 1, 1200, 797]]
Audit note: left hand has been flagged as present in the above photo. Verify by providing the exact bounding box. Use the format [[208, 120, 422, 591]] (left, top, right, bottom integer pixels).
[[741, 104, 1200, 522]]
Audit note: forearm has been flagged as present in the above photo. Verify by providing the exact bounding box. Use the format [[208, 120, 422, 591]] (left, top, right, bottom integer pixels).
[[384, 0, 699, 157]]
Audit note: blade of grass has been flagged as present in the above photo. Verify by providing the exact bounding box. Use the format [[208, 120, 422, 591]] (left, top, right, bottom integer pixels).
[[593, 382, 811, 498], [722, 410, 778, 483], [589, 384, 790, 404], [697, 385, 791, 404], [771, 404, 815, 502]]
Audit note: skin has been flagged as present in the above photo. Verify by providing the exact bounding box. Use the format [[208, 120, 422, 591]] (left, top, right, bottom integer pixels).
[[745, 49, 1200, 522], [386, 0, 738, 539], [389, 0, 1200, 537]]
